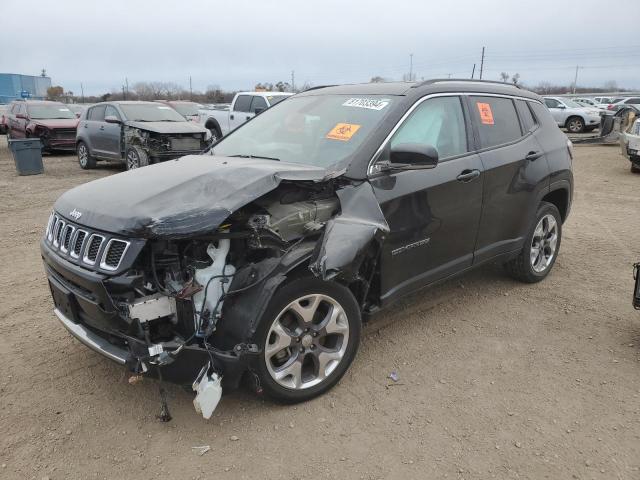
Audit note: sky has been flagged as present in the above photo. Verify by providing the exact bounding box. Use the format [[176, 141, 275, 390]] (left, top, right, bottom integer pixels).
[[2, 0, 640, 95]]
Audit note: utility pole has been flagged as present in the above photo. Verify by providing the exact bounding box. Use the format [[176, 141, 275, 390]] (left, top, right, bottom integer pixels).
[[572, 65, 579, 94], [409, 53, 414, 81], [80, 82, 85, 104], [479, 47, 485, 80], [125, 77, 129, 98], [291, 70, 295, 92], [471, 63, 476, 79], [122, 85, 126, 100], [189, 76, 193, 100]]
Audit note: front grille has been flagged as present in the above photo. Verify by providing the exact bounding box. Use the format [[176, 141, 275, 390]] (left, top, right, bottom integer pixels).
[[85, 235, 104, 264], [51, 128, 76, 140], [44, 213, 131, 272], [170, 137, 201, 151], [72, 230, 87, 257], [101, 240, 129, 270]]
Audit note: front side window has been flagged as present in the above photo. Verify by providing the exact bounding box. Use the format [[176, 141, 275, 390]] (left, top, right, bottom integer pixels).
[[544, 98, 561, 109], [384, 96, 467, 161], [105, 105, 121, 120], [233, 95, 252, 112], [470, 96, 522, 149], [88, 105, 106, 121], [171, 102, 200, 116]]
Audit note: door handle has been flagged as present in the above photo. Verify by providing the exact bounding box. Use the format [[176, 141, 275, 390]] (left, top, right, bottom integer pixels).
[[230, 114, 234, 120], [457, 169, 481, 182], [525, 151, 542, 161], [84, 124, 88, 128], [246, 116, 251, 120], [99, 126, 104, 130]]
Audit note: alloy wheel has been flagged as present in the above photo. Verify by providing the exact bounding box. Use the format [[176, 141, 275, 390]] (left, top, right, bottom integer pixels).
[[265, 294, 350, 390], [530, 214, 558, 273], [78, 144, 88, 167], [568, 119, 584, 133], [126, 149, 140, 170]]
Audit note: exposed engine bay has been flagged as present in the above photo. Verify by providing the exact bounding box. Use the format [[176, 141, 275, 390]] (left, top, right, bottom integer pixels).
[[112, 183, 340, 418]]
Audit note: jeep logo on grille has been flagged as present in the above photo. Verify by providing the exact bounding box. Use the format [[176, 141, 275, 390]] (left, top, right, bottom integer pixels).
[[69, 209, 82, 220]]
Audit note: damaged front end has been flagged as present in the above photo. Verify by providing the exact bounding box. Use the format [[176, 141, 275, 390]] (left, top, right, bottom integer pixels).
[[42, 157, 388, 419], [124, 125, 209, 162]]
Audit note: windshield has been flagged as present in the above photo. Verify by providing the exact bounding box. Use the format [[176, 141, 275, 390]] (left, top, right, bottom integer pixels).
[[562, 99, 582, 108], [172, 103, 200, 116], [28, 104, 76, 119], [120, 104, 187, 122], [267, 95, 289, 106], [213, 95, 395, 168]]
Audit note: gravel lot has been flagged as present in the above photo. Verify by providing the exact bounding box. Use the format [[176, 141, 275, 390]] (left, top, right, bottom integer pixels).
[[0, 137, 639, 480]]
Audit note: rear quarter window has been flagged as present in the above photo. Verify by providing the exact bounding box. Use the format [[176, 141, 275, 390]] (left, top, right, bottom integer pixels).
[[470, 96, 523, 149], [529, 101, 556, 128], [516, 99, 537, 133]]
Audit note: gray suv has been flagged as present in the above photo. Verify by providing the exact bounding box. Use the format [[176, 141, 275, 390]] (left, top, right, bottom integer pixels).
[[76, 101, 210, 170]]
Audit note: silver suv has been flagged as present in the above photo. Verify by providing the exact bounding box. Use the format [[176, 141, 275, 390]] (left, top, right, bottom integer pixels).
[[543, 97, 601, 133], [76, 101, 210, 170]]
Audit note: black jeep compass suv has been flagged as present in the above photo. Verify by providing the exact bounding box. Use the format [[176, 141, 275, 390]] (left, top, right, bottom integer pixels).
[[41, 79, 573, 416]]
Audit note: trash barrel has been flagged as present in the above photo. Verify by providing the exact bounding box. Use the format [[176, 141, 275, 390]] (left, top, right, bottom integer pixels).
[[8, 138, 44, 175]]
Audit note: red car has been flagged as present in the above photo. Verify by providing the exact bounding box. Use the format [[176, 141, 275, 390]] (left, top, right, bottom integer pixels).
[[6, 100, 79, 151]]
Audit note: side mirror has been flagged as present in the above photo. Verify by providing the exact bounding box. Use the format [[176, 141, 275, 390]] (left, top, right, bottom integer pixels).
[[390, 143, 439, 169], [104, 115, 121, 124], [558, 104, 566, 109], [16, 113, 28, 120], [254, 107, 265, 115]]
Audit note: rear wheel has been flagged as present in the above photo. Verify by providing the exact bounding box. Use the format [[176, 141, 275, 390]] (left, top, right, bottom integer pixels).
[[504, 202, 562, 283], [125, 146, 149, 170], [77, 141, 96, 169], [255, 278, 361, 403], [565, 116, 585, 133]]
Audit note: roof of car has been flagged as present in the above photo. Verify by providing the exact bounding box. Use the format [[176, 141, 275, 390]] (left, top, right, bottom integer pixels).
[[298, 79, 541, 101], [12, 100, 64, 105]]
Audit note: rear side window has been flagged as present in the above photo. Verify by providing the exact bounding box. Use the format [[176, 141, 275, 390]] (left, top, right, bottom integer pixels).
[[516, 100, 537, 133], [470, 96, 522, 149], [626, 98, 640, 104], [88, 105, 106, 121], [529, 102, 556, 127], [233, 95, 252, 112]]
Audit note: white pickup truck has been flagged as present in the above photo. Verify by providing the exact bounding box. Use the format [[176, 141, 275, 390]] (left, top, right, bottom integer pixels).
[[198, 91, 292, 140]]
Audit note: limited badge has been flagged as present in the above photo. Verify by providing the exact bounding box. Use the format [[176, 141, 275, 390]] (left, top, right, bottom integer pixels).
[[477, 102, 494, 125], [326, 123, 361, 141]]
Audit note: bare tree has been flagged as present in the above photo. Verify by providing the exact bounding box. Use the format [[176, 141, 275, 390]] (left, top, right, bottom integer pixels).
[[511, 73, 521, 86], [499, 72, 510, 83], [370, 76, 387, 83], [603, 80, 618, 92]]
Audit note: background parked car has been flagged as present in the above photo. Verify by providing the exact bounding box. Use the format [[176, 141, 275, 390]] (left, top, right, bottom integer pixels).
[[155, 100, 202, 122], [608, 97, 640, 112], [66, 104, 90, 118], [574, 97, 608, 110], [76, 101, 210, 170], [543, 96, 601, 133], [6, 100, 78, 151], [198, 91, 292, 140], [0, 104, 8, 134]]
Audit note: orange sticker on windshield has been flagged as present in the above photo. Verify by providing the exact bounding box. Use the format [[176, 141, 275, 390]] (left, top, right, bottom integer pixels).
[[326, 123, 361, 141], [477, 102, 494, 125]]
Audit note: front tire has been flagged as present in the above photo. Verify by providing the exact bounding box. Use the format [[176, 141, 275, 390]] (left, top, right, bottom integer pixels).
[[77, 141, 95, 169], [254, 278, 361, 403], [565, 116, 585, 133], [125, 146, 149, 170], [504, 202, 562, 283]]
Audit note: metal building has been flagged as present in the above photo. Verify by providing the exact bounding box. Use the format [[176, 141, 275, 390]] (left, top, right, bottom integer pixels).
[[0, 73, 52, 103]]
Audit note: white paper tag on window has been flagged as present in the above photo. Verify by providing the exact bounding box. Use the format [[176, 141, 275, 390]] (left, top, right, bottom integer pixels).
[[59, 108, 70, 111], [157, 106, 171, 110], [342, 98, 390, 110]]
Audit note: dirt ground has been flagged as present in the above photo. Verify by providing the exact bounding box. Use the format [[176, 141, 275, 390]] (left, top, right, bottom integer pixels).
[[0, 136, 639, 480]]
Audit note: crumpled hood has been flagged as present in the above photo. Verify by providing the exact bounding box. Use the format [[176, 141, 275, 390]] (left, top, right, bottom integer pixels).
[[125, 121, 207, 135], [53, 155, 330, 238], [31, 118, 79, 129]]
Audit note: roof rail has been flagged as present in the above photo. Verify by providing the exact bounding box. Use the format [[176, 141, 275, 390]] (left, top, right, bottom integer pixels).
[[302, 85, 336, 92], [414, 78, 522, 89]]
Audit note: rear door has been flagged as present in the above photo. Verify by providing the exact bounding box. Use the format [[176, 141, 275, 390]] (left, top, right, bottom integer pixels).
[[371, 95, 484, 302], [469, 95, 550, 263], [229, 95, 252, 131]]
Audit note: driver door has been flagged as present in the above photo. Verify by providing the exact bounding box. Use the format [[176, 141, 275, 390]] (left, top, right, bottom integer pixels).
[[101, 105, 123, 159], [543, 98, 566, 126], [371, 95, 484, 303]]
